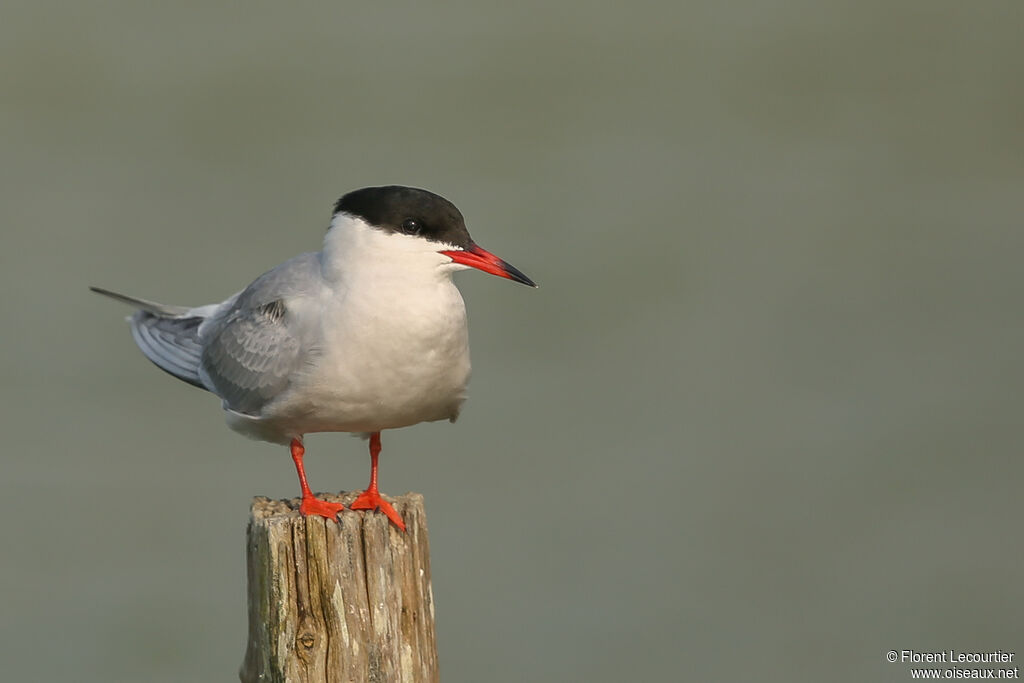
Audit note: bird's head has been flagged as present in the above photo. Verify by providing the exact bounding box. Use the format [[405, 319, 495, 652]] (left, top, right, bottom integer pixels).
[[326, 185, 536, 287]]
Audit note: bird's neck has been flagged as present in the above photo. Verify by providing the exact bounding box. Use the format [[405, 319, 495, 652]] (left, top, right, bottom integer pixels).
[[320, 214, 454, 289], [320, 217, 469, 347]]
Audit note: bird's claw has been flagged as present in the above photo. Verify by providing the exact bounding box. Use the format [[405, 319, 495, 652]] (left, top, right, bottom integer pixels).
[[350, 490, 406, 531]]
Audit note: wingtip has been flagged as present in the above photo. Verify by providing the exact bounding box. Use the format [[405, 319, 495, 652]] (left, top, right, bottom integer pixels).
[[89, 285, 123, 298], [89, 285, 129, 303]]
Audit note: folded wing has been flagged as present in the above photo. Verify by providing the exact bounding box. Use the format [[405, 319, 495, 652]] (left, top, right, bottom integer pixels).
[[197, 252, 321, 416]]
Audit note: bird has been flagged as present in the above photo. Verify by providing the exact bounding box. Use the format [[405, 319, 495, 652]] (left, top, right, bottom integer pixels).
[[91, 185, 535, 531]]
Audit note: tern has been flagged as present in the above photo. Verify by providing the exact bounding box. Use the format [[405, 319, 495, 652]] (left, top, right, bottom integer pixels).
[[91, 185, 536, 530]]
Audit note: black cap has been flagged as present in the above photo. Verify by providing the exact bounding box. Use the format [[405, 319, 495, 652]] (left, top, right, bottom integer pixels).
[[333, 186, 474, 249]]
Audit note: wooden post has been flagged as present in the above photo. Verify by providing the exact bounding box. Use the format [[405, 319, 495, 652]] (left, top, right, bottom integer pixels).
[[240, 492, 439, 683]]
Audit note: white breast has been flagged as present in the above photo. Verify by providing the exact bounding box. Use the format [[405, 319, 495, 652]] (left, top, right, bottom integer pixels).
[[293, 279, 471, 433]]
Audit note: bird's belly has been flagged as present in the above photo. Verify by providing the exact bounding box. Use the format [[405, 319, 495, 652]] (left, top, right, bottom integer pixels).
[[296, 359, 470, 433], [268, 324, 471, 435]]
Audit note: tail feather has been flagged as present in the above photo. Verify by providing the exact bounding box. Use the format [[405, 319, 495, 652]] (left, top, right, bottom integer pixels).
[[91, 286, 208, 390], [130, 313, 206, 388]]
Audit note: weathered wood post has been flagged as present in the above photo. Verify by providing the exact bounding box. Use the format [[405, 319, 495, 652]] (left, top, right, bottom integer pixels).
[[240, 492, 439, 683]]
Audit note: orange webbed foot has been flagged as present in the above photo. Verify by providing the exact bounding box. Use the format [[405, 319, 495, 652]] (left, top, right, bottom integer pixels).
[[298, 495, 346, 521], [350, 489, 406, 531]]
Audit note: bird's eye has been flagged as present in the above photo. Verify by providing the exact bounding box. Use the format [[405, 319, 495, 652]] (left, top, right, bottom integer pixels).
[[401, 218, 421, 235]]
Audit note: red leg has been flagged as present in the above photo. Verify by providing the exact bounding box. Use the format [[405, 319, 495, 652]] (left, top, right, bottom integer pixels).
[[350, 432, 406, 531], [291, 438, 345, 520]]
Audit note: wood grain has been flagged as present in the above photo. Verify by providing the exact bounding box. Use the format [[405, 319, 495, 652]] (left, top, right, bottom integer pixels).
[[240, 492, 438, 683]]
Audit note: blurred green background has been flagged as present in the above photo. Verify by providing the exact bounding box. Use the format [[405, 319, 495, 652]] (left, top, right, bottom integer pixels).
[[2, 1, 1022, 681]]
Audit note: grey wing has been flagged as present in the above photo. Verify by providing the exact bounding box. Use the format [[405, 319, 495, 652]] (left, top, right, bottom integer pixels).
[[198, 253, 321, 416]]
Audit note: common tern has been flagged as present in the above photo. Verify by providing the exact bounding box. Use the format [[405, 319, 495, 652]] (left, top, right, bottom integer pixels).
[[92, 185, 535, 530]]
